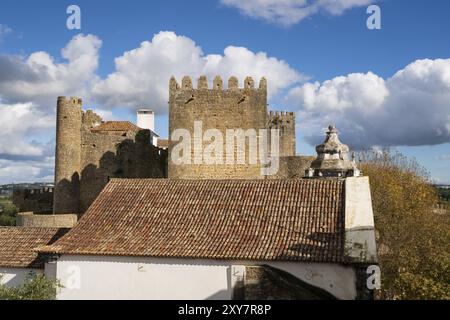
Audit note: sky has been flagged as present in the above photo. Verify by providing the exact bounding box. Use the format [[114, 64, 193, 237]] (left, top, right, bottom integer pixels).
[[0, 0, 449, 184]]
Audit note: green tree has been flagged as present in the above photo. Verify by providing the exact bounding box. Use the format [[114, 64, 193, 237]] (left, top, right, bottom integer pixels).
[[0, 272, 62, 300], [0, 199, 17, 226], [359, 149, 450, 300]]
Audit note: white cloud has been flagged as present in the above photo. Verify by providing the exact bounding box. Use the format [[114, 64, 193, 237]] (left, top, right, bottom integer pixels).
[[1, 31, 450, 184], [0, 101, 54, 158], [91, 108, 114, 120], [0, 101, 55, 184], [289, 72, 388, 112], [203, 46, 305, 96], [220, 0, 373, 26], [92, 31, 303, 113], [0, 34, 101, 109], [0, 31, 303, 183], [287, 58, 450, 148], [0, 33, 100, 184], [0, 157, 54, 184]]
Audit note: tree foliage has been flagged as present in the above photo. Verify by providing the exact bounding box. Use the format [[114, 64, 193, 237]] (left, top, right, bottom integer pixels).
[[359, 149, 450, 300], [0, 198, 17, 226], [0, 272, 61, 300]]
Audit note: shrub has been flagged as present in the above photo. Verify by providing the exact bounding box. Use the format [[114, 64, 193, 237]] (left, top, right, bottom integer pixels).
[[359, 149, 450, 300], [0, 272, 62, 300], [0, 199, 17, 226]]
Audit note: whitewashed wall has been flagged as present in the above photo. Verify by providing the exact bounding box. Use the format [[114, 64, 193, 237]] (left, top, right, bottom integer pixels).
[[0, 268, 42, 287], [52, 255, 357, 300]]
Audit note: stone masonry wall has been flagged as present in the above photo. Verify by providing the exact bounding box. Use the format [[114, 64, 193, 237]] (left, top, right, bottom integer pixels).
[[53, 97, 167, 216], [267, 111, 296, 157], [53, 97, 82, 214], [79, 128, 165, 213], [243, 265, 336, 300], [12, 188, 54, 213], [16, 212, 77, 228], [168, 76, 296, 179], [267, 156, 315, 179], [54, 76, 299, 214]]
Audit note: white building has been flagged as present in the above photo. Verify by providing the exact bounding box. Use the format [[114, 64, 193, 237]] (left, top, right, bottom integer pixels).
[[38, 176, 378, 300], [0, 227, 66, 287]]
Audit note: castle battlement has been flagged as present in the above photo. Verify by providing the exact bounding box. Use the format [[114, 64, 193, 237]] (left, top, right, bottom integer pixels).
[[57, 96, 83, 106], [268, 111, 295, 126], [12, 187, 54, 213], [268, 111, 296, 130], [267, 111, 296, 157], [170, 75, 267, 92], [82, 109, 102, 128], [169, 75, 268, 123], [269, 111, 295, 117], [167, 74, 298, 178]]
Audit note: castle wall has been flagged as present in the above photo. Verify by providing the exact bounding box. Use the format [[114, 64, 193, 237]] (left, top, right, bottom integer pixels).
[[168, 76, 268, 179], [53, 76, 298, 214], [12, 187, 54, 213], [16, 212, 77, 228], [268, 111, 296, 157], [53, 97, 82, 214], [82, 109, 102, 129], [79, 129, 166, 213], [268, 156, 315, 179], [53, 97, 167, 216], [79, 130, 126, 213]]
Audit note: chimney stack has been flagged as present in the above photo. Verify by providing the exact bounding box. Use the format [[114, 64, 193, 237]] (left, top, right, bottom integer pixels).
[[305, 125, 361, 178], [137, 109, 155, 132]]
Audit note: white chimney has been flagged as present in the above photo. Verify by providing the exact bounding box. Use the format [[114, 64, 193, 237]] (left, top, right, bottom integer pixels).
[[137, 109, 155, 132]]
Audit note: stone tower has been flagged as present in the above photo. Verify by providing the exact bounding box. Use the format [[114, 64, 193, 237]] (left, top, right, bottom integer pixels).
[[268, 111, 296, 157], [53, 96, 82, 214], [168, 75, 268, 179]]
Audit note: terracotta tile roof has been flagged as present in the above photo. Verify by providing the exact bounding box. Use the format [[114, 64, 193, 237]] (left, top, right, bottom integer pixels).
[[157, 138, 169, 149], [0, 227, 68, 269], [91, 121, 141, 132], [40, 179, 345, 263]]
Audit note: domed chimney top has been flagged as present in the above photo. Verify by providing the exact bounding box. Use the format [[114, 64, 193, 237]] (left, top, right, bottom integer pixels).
[[315, 125, 350, 155], [306, 125, 360, 178]]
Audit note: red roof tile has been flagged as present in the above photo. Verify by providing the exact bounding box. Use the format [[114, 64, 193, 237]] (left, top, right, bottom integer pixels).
[[40, 179, 345, 263], [157, 138, 169, 149], [0, 227, 68, 268]]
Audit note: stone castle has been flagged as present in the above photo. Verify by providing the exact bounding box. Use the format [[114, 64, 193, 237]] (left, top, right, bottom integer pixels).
[[53, 97, 166, 216], [2, 75, 377, 300], [169, 75, 297, 179], [52, 76, 313, 217]]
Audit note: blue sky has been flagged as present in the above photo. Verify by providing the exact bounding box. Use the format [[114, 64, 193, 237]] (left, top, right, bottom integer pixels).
[[0, 0, 449, 184]]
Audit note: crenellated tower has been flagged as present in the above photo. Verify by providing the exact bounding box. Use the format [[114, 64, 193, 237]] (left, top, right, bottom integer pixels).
[[168, 75, 268, 179], [53, 96, 82, 214], [267, 111, 296, 157]]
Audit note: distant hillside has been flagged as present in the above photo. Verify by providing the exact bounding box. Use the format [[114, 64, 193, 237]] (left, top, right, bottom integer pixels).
[[0, 182, 54, 195], [435, 185, 450, 203]]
